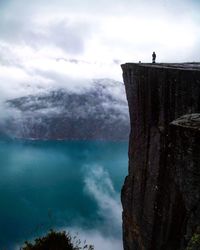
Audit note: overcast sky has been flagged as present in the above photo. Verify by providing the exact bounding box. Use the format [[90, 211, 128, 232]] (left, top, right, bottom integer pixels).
[[0, 0, 200, 100]]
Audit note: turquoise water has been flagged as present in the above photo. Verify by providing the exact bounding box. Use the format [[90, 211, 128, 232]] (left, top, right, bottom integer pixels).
[[0, 138, 128, 249]]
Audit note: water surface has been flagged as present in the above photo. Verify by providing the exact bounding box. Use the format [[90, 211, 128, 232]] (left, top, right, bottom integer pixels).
[[0, 138, 128, 249]]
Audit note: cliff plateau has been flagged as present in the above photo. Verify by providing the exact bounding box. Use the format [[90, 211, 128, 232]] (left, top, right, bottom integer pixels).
[[121, 63, 200, 250]]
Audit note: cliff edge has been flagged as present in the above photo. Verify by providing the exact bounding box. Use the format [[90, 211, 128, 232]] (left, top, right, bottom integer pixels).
[[121, 63, 200, 250]]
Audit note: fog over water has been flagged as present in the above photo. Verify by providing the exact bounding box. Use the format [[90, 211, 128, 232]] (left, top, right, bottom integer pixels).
[[0, 139, 127, 250]]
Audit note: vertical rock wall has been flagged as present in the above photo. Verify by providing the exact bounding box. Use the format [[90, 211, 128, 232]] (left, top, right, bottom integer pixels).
[[121, 63, 200, 250]]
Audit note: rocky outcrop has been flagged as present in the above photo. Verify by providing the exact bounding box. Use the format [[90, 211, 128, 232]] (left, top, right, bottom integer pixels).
[[121, 63, 200, 250]]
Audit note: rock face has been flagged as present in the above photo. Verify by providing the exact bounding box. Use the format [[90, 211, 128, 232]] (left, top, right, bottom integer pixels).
[[121, 63, 200, 250]]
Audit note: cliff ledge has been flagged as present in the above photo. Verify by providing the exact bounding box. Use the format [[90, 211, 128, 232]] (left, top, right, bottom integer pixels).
[[121, 63, 200, 250]]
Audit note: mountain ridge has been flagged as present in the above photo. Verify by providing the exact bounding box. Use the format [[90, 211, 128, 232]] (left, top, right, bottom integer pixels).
[[1, 78, 129, 140]]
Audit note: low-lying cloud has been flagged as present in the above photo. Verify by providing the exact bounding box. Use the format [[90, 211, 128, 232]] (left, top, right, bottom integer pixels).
[[64, 227, 123, 250], [84, 165, 122, 231], [68, 164, 123, 250], [0, 0, 199, 108], [14, 164, 123, 250]]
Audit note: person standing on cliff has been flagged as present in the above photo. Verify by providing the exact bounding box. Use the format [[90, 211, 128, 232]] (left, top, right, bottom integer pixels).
[[152, 51, 156, 63]]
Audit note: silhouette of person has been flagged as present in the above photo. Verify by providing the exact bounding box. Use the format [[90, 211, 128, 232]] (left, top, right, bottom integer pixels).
[[152, 52, 156, 63]]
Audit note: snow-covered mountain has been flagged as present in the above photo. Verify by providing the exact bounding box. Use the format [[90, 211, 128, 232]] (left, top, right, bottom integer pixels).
[[1, 79, 129, 140]]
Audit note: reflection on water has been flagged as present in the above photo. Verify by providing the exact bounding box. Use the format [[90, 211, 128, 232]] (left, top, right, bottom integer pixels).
[[0, 138, 128, 250]]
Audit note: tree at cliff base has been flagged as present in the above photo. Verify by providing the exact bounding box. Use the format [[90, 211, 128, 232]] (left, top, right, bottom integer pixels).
[[20, 230, 94, 250]]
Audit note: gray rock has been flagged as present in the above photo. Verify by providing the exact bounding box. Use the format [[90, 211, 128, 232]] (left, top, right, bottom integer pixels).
[[121, 63, 200, 250]]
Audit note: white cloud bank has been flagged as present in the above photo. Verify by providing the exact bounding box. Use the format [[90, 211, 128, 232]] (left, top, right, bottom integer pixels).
[[0, 0, 200, 104]]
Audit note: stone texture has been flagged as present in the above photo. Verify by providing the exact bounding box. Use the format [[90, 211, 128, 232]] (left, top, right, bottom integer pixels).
[[121, 63, 200, 250]]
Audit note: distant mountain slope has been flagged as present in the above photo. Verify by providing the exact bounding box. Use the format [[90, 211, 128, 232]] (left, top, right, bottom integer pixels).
[[1, 79, 129, 140]]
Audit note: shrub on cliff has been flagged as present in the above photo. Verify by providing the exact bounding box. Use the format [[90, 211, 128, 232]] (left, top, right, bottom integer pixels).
[[21, 230, 94, 250], [186, 230, 200, 250]]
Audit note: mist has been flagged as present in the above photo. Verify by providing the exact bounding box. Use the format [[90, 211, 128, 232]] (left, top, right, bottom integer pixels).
[[0, 0, 200, 104], [0, 141, 128, 250], [66, 165, 123, 250]]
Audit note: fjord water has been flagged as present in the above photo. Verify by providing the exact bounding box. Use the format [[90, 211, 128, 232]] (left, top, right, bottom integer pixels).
[[0, 137, 128, 250]]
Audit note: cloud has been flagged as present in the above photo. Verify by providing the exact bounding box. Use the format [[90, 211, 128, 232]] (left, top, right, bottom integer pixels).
[[0, 0, 199, 62], [64, 227, 123, 250], [0, 12, 94, 55], [0, 43, 124, 103], [14, 164, 123, 250], [0, 0, 200, 107], [65, 164, 123, 250], [46, 20, 92, 54], [83, 165, 122, 235]]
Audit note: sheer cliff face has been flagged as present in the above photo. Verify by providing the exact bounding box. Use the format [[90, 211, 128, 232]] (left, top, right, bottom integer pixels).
[[121, 63, 200, 250]]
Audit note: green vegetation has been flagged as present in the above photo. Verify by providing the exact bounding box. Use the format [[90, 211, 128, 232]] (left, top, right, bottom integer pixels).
[[21, 230, 94, 250], [186, 230, 200, 250]]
